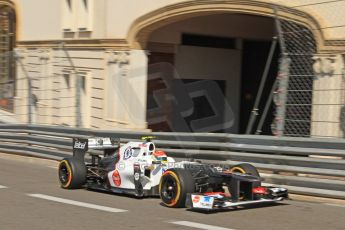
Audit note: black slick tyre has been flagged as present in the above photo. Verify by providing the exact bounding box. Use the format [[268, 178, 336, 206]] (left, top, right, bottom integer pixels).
[[230, 163, 260, 177], [159, 168, 195, 208], [58, 158, 87, 189]]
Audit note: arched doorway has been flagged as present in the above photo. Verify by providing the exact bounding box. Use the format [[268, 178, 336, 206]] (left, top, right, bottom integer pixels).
[[146, 13, 280, 133], [128, 1, 322, 134], [0, 3, 16, 112]]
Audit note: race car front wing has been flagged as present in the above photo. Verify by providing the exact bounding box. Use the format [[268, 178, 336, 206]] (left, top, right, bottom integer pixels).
[[186, 186, 288, 211]]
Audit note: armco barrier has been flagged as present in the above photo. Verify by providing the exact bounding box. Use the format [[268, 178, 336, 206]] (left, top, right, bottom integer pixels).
[[0, 124, 344, 199]]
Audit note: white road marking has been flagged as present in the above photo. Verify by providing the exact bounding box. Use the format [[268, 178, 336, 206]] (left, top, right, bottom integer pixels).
[[325, 203, 345, 208], [27, 194, 128, 213], [169, 221, 236, 230], [0, 185, 8, 189]]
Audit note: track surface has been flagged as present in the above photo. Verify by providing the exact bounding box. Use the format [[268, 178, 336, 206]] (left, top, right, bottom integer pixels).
[[0, 153, 344, 230]]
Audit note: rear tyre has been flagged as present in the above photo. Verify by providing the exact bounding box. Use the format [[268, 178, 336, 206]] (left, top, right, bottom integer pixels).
[[230, 163, 260, 177], [58, 158, 87, 189], [159, 168, 195, 208]]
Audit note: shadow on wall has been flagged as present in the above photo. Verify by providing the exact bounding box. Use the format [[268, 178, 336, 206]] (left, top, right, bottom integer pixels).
[[340, 56, 345, 138], [340, 107, 345, 138]]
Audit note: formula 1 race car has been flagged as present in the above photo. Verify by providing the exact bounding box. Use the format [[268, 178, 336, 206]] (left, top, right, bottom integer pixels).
[[58, 137, 288, 211]]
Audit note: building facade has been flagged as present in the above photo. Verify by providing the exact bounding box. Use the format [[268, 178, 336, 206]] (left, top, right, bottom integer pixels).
[[1, 0, 345, 137]]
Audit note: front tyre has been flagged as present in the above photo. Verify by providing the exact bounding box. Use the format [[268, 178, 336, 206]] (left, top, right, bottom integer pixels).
[[159, 168, 195, 208], [58, 158, 86, 189], [230, 163, 260, 177]]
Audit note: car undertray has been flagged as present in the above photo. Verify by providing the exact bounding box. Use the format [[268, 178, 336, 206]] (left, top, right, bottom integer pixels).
[[85, 182, 159, 197]]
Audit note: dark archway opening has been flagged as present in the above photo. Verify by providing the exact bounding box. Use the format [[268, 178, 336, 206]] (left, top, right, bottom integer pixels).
[[240, 39, 281, 134], [145, 13, 281, 134]]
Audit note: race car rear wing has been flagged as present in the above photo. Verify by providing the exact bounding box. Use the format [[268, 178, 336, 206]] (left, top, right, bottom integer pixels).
[[73, 137, 120, 160], [87, 137, 120, 149]]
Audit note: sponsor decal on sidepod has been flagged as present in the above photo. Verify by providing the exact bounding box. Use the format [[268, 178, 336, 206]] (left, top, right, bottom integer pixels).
[[112, 170, 121, 186]]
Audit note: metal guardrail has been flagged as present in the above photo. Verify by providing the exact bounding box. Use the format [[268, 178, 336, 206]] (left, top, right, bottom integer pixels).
[[0, 124, 344, 199]]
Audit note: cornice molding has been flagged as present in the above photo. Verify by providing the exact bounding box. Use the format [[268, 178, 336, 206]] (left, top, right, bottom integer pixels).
[[17, 39, 129, 50], [10, 0, 345, 52], [0, 0, 14, 8], [126, 0, 340, 52]]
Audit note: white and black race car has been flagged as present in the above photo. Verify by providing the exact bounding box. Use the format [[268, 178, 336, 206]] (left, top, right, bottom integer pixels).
[[58, 137, 288, 211]]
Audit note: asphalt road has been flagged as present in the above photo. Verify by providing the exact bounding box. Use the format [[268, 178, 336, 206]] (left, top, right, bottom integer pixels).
[[0, 153, 344, 230]]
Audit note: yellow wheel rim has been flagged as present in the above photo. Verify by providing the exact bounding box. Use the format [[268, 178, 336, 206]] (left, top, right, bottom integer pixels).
[[159, 171, 181, 207], [59, 160, 72, 188], [230, 167, 246, 174]]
